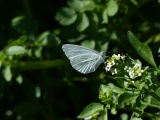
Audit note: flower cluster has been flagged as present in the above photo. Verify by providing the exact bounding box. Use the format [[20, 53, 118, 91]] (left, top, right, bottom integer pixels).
[[124, 63, 144, 79], [105, 54, 125, 75], [105, 54, 145, 81]]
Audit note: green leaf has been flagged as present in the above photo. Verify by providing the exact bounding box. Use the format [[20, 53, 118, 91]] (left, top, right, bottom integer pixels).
[[102, 8, 108, 24], [77, 102, 104, 119], [111, 107, 117, 115], [100, 109, 108, 120], [135, 80, 146, 90], [3, 65, 12, 82], [36, 31, 61, 47], [81, 40, 95, 49], [107, 0, 118, 16], [11, 16, 38, 34], [118, 93, 135, 107], [130, 117, 142, 120], [120, 113, 129, 120], [16, 74, 23, 84], [0, 52, 6, 68], [68, 0, 95, 12], [76, 13, 89, 32], [9, 35, 28, 46], [127, 31, 157, 68], [55, 7, 77, 25], [67, 0, 82, 11], [6, 46, 26, 55], [112, 86, 124, 94], [35, 86, 41, 98]]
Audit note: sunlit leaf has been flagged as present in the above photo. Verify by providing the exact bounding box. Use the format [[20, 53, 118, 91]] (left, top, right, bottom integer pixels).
[[77, 102, 104, 119], [107, 0, 118, 16], [102, 8, 108, 24], [16, 74, 23, 84], [111, 107, 117, 115], [55, 7, 77, 25], [68, 0, 95, 12], [120, 113, 129, 120], [81, 40, 95, 49], [6, 46, 26, 55], [3, 65, 12, 82], [76, 13, 89, 32], [35, 86, 41, 98]]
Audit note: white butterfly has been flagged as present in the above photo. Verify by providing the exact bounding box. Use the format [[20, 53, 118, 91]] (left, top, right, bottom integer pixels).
[[62, 44, 106, 74]]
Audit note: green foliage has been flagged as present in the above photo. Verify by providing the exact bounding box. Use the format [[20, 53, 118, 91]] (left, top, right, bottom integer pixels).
[[127, 31, 157, 68], [77, 34, 160, 119], [0, 0, 160, 120]]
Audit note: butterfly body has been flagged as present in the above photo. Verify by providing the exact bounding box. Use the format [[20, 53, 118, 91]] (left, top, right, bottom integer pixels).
[[62, 44, 106, 74]]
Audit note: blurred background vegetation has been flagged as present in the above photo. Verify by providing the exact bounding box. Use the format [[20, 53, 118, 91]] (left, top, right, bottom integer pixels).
[[0, 0, 160, 120]]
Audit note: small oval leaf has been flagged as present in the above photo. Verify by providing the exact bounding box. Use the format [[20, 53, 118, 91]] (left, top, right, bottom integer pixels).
[[81, 40, 95, 49], [76, 13, 89, 32], [77, 102, 104, 119], [6, 46, 26, 55], [107, 0, 118, 16], [55, 7, 77, 25], [3, 65, 12, 82]]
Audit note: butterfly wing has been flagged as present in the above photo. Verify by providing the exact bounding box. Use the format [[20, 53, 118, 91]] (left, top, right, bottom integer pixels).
[[62, 44, 105, 74]]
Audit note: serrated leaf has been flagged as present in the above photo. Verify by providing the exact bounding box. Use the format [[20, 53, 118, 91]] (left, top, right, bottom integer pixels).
[[6, 46, 26, 55], [77, 102, 104, 119], [127, 31, 157, 68], [107, 0, 118, 16], [76, 13, 89, 32], [55, 7, 77, 25]]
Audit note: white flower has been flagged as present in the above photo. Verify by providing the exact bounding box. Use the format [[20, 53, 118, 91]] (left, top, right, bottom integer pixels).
[[129, 70, 134, 78], [111, 68, 117, 75], [124, 66, 129, 70], [121, 55, 126, 60], [112, 54, 120, 60], [105, 64, 112, 71]]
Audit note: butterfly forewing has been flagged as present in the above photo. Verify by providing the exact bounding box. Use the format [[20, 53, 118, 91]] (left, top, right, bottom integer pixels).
[[62, 44, 106, 74]]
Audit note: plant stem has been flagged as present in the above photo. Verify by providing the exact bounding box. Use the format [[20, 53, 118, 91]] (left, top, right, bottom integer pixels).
[[4, 59, 67, 70]]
